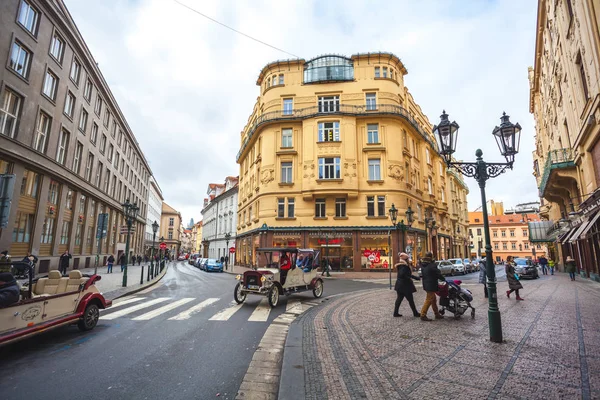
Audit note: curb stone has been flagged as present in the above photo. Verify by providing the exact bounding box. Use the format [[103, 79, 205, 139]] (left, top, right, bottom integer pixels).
[[104, 262, 170, 301]]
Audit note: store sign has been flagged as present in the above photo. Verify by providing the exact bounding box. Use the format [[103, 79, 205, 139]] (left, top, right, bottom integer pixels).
[[273, 231, 302, 237], [582, 197, 600, 215], [308, 231, 353, 238], [317, 238, 344, 245]]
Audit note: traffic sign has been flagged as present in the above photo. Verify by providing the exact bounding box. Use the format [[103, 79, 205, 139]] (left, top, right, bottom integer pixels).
[[229, 246, 236, 254], [160, 242, 167, 250]]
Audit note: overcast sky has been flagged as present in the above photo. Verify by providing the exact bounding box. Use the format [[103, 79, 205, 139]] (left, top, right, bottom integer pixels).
[[63, 0, 538, 224]]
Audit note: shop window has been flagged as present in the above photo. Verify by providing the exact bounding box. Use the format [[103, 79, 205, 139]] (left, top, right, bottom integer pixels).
[[315, 198, 326, 218], [12, 212, 34, 243], [20, 169, 40, 198], [336, 198, 346, 217]]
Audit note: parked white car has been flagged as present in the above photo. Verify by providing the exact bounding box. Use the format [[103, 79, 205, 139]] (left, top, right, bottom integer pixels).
[[447, 258, 466, 275]]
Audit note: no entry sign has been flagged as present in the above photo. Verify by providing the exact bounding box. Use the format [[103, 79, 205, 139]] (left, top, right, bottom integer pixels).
[[159, 242, 167, 250]]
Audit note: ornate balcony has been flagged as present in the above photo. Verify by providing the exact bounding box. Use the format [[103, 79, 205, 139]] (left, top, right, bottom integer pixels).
[[237, 103, 437, 162], [538, 148, 576, 197]]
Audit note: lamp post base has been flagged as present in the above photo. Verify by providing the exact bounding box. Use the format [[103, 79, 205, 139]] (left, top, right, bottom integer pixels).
[[488, 308, 503, 343]]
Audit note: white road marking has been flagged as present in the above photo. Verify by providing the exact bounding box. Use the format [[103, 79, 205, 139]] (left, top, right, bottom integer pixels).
[[209, 302, 243, 321], [132, 298, 195, 321], [168, 298, 220, 321], [286, 299, 300, 312], [101, 297, 170, 320], [248, 298, 271, 322], [109, 297, 146, 308]]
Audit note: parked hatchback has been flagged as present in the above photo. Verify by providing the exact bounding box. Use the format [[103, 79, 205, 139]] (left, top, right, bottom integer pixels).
[[205, 258, 223, 273], [447, 258, 466, 275], [514, 258, 539, 279]]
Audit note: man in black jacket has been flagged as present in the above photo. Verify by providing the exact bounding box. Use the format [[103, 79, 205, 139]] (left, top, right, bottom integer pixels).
[[59, 250, 72, 276], [0, 272, 19, 307], [419, 252, 446, 321]]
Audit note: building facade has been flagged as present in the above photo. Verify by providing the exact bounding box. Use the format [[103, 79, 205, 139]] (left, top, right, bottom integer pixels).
[[469, 211, 547, 263], [144, 175, 163, 254], [529, 0, 600, 279], [193, 221, 202, 254], [160, 202, 181, 257], [235, 52, 470, 271], [201, 177, 238, 263], [0, 0, 153, 273]]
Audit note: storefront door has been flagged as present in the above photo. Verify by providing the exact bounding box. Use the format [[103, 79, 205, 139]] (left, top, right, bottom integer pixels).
[[322, 246, 341, 271]]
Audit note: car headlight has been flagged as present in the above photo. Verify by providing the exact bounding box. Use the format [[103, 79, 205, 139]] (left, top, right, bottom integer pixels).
[[236, 275, 242, 281], [261, 276, 266, 282]]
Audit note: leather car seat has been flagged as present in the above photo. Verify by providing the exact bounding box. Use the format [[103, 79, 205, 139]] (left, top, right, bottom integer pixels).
[[65, 270, 88, 292]]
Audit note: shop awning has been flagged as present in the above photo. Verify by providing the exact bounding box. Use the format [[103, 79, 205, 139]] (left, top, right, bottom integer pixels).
[[569, 216, 592, 243], [528, 221, 556, 243], [580, 211, 600, 240], [560, 227, 577, 244]]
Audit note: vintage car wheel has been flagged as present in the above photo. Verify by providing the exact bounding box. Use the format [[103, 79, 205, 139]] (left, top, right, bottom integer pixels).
[[312, 279, 323, 298], [268, 286, 280, 308], [78, 303, 100, 331], [234, 282, 247, 304]]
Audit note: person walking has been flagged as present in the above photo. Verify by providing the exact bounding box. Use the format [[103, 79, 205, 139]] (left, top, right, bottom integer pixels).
[[59, 250, 72, 276], [137, 255, 142, 266], [393, 252, 421, 318], [548, 258, 555, 275], [505, 256, 524, 300], [478, 258, 488, 298], [419, 251, 446, 321], [565, 256, 577, 281], [107, 254, 115, 273], [119, 253, 126, 272], [538, 255, 548, 275]]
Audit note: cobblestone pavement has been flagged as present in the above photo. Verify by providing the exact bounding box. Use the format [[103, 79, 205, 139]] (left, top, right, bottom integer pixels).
[[298, 273, 600, 399]]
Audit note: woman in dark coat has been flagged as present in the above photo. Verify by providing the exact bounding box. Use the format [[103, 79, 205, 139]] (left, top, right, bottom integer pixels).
[[505, 256, 524, 300], [565, 256, 577, 281], [393, 252, 421, 317]]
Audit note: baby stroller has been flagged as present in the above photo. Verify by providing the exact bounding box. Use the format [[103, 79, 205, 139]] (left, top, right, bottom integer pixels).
[[436, 280, 475, 319]]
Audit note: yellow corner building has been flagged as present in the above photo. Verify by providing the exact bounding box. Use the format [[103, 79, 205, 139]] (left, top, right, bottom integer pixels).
[[235, 53, 470, 272]]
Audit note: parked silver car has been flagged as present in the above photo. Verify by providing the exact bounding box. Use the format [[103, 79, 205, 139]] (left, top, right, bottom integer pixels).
[[447, 258, 466, 275], [418, 260, 455, 277]]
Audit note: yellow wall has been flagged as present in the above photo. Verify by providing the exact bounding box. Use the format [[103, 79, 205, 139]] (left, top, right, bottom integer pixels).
[[235, 53, 470, 268]]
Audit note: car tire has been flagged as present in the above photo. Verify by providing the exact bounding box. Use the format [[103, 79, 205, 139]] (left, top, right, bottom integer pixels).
[[78, 303, 100, 332], [268, 286, 280, 308], [312, 279, 324, 298], [234, 282, 247, 304], [451, 270, 456, 276]]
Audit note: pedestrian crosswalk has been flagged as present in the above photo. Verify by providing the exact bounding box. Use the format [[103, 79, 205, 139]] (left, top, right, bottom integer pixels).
[[100, 295, 307, 323]]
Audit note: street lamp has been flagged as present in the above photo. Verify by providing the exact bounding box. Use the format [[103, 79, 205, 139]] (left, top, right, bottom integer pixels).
[[160, 235, 165, 272], [121, 199, 139, 287], [224, 232, 231, 270], [388, 204, 399, 290], [434, 110, 521, 343], [150, 220, 158, 279]]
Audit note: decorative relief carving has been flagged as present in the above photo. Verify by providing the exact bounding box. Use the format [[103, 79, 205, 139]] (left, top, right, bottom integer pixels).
[[388, 164, 404, 181], [378, 92, 397, 101], [303, 162, 315, 178], [260, 168, 274, 184], [295, 96, 316, 103], [341, 93, 363, 100], [264, 99, 280, 108]]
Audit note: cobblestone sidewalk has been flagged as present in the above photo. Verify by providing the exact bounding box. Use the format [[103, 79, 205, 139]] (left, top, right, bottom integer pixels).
[[296, 274, 600, 399]]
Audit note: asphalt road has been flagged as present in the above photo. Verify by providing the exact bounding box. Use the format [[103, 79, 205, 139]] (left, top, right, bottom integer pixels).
[[0, 262, 382, 400]]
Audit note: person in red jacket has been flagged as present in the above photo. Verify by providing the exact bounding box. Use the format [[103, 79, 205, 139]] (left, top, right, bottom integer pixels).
[[279, 252, 291, 285]]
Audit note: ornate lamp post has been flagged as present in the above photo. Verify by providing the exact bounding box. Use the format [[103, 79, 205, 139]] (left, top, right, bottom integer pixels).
[[434, 110, 521, 343], [150, 220, 158, 279], [224, 232, 231, 270], [121, 199, 139, 287], [388, 204, 399, 290]]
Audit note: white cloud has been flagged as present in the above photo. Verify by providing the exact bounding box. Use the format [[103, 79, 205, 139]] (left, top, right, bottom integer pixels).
[[64, 0, 538, 221]]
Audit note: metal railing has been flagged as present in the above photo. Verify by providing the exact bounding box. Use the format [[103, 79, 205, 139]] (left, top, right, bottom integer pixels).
[[538, 148, 575, 196], [237, 103, 438, 161], [447, 169, 468, 190]]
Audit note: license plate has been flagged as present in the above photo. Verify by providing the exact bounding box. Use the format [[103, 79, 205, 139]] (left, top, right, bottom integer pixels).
[[247, 285, 259, 290]]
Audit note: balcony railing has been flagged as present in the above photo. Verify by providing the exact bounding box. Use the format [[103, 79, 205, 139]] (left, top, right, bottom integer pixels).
[[538, 148, 575, 196], [237, 103, 437, 161], [447, 169, 468, 191]]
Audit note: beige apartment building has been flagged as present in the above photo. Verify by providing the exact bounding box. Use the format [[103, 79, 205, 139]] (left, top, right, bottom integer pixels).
[[0, 0, 152, 273], [529, 0, 600, 280], [235, 52, 470, 271], [160, 202, 181, 257]]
